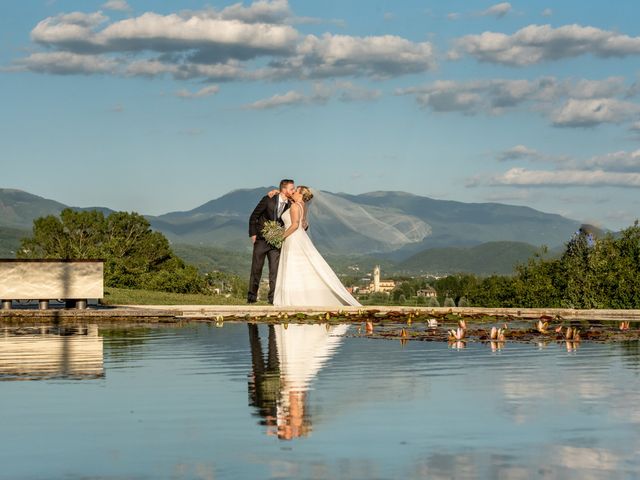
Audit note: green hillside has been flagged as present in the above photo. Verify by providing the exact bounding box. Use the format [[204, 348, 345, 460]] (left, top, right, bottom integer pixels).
[[0, 226, 28, 257], [397, 241, 545, 275], [1, 226, 548, 278], [172, 243, 395, 278], [0, 189, 67, 229], [172, 243, 253, 276]]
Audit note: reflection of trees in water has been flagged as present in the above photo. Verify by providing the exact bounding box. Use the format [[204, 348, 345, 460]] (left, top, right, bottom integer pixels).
[[618, 340, 640, 370], [101, 326, 152, 358]]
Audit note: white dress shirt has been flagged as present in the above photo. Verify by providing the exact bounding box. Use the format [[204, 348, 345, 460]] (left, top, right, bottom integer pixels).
[[277, 193, 288, 218]]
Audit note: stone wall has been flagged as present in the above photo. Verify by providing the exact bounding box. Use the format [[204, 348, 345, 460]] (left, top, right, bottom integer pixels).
[[0, 260, 103, 300]]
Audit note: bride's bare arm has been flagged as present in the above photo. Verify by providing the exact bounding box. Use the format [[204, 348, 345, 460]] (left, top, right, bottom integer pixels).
[[283, 204, 302, 239], [267, 189, 279, 198]]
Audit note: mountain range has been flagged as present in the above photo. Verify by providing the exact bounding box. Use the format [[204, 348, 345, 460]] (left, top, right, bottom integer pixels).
[[148, 188, 582, 257], [0, 187, 584, 274]]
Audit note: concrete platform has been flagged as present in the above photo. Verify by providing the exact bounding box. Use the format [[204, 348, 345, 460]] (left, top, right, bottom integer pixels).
[[1, 304, 640, 322]]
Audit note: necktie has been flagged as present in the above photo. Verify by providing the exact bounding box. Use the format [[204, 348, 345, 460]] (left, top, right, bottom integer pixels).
[[277, 198, 285, 218]]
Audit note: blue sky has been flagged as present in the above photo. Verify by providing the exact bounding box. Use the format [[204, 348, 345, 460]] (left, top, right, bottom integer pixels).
[[2, 1, 640, 229]]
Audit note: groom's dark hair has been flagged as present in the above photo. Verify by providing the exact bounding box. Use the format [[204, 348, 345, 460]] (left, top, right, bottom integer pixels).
[[279, 179, 294, 190]]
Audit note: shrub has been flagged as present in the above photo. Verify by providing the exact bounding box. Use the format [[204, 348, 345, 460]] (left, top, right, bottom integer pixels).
[[427, 297, 440, 307]]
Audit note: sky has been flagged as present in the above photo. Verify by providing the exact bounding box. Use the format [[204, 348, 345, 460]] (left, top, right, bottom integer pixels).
[[1, 0, 640, 229]]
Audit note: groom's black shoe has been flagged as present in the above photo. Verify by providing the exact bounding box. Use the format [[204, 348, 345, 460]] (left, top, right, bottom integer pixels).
[[247, 294, 258, 304]]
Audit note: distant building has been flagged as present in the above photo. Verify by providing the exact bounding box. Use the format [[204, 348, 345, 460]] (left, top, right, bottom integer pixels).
[[359, 265, 396, 294], [417, 286, 437, 298]]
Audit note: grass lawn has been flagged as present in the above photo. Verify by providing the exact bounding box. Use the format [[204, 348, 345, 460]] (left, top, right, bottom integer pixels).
[[101, 287, 258, 306]]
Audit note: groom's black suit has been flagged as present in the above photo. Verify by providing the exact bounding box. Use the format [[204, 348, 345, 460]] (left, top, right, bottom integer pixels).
[[247, 194, 290, 304]]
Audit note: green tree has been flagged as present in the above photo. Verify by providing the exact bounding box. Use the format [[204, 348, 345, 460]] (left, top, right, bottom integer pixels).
[[468, 221, 640, 309], [443, 297, 456, 307], [468, 275, 517, 307], [19, 208, 206, 294], [434, 274, 478, 303], [20, 209, 106, 259], [206, 271, 249, 298]]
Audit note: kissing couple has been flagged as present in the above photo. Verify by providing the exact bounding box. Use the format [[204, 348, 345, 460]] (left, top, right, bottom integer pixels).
[[247, 179, 361, 308]]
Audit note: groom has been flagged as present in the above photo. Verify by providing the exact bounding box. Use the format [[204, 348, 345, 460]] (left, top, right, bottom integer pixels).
[[247, 179, 295, 304]]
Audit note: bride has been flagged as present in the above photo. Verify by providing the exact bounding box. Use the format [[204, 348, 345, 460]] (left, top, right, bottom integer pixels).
[[272, 186, 361, 307]]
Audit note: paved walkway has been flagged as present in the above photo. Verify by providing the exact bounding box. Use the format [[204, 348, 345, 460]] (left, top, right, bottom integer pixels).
[[1, 304, 639, 321]]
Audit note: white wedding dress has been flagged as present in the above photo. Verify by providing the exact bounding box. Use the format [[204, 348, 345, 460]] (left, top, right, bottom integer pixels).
[[273, 204, 361, 307]]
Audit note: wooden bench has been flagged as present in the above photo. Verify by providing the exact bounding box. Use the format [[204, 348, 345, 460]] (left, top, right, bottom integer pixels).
[[0, 259, 104, 310]]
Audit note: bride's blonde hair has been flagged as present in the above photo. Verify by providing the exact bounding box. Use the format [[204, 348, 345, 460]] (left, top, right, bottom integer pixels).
[[297, 185, 314, 202]]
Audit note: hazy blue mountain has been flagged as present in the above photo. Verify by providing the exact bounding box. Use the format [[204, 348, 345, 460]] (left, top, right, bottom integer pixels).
[[0, 189, 68, 229], [0, 187, 584, 257], [149, 188, 582, 256], [334, 191, 580, 258], [396, 241, 546, 276], [0, 226, 28, 257]]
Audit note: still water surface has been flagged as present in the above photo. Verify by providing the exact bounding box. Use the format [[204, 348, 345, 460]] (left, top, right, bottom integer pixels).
[[1, 322, 640, 479]]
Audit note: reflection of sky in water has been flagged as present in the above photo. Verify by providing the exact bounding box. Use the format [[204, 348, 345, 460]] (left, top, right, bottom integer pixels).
[[1, 323, 639, 479]]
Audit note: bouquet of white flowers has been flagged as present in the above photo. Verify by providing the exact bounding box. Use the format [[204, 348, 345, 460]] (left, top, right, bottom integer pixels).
[[262, 220, 285, 249]]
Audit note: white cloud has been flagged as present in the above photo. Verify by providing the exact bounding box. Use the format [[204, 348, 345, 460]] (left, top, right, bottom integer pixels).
[[397, 76, 640, 127], [14, 4, 435, 83], [541, 8, 553, 17], [244, 81, 380, 109], [124, 59, 178, 77], [176, 85, 220, 99], [489, 168, 640, 187], [218, 0, 290, 24], [585, 149, 640, 172], [124, 59, 245, 82], [447, 13, 460, 21], [335, 81, 381, 102], [496, 144, 574, 166], [8, 51, 118, 75], [244, 90, 308, 109], [31, 9, 299, 60], [397, 77, 554, 114], [452, 24, 640, 66], [551, 98, 640, 127], [102, 0, 131, 12], [173, 62, 246, 82], [471, 145, 640, 189], [497, 145, 540, 161], [570, 77, 628, 99], [45, 11, 108, 28], [282, 33, 436, 79], [479, 2, 512, 18]]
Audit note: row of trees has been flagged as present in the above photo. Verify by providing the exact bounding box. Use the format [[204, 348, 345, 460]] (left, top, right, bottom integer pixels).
[[359, 221, 639, 309], [431, 222, 640, 309], [19, 209, 229, 294]]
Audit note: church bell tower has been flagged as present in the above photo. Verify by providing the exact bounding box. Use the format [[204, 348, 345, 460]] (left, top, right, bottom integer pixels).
[[373, 265, 381, 293]]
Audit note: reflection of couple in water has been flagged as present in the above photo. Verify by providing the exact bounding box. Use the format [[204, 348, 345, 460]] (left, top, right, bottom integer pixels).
[[247, 323, 348, 440]]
